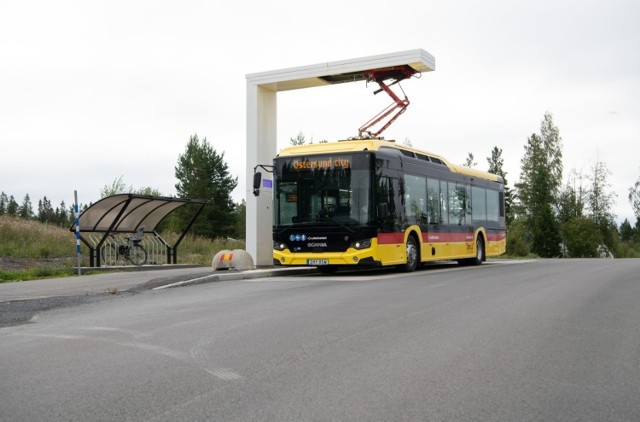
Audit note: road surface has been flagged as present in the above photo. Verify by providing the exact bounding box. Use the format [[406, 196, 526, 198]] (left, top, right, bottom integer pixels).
[[1, 259, 639, 421]]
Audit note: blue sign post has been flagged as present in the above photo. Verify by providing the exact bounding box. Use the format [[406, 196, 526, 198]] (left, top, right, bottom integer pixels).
[[74, 190, 81, 276]]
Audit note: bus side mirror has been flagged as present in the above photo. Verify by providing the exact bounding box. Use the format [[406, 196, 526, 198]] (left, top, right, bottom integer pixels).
[[253, 172, 262, 196]]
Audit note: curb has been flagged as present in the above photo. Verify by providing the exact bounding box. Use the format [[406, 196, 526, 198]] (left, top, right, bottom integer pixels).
[[153, 267, 318, 290]]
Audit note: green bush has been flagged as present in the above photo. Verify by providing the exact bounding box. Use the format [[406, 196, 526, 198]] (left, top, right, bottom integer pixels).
[[506, 218, 530, 257]]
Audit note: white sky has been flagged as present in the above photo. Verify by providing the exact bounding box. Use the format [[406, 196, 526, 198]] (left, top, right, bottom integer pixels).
[[1, 0, 639, 225]]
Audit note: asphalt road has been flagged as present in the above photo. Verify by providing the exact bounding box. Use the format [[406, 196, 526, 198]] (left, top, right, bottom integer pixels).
[[1, 259, 639, 421]]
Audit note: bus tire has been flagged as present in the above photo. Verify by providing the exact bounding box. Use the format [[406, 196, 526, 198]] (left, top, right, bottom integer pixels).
[[398, 234, 419, 273], [472, 235, 485, 265], [458, 235, 485, 266]]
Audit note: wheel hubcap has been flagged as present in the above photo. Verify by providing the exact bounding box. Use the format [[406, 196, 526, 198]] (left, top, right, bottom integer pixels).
[[407, 242, 417, 267]]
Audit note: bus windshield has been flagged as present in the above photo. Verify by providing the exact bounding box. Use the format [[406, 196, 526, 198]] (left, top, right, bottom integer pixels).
[[274, 154, 373, 226]]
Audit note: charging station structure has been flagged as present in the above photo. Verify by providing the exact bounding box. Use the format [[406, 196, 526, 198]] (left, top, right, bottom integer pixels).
[[245, 49, 435, 267]]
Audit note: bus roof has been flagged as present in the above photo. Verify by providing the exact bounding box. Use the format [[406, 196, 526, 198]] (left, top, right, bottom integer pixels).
[[276, 139, 503, 183]]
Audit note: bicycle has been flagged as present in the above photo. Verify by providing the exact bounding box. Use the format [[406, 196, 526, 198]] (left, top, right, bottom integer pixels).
[[101, 229, 147, 266]]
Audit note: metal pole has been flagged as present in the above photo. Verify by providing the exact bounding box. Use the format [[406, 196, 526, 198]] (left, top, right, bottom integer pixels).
[[74, 190, 81, 276]]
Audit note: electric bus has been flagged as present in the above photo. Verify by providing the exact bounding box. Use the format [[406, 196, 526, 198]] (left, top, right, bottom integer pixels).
[[255, 139, 506, 273]]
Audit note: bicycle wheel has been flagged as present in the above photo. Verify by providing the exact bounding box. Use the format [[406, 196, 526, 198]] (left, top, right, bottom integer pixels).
[[101, 243, 118, 266], [128, 245, 147, 266]]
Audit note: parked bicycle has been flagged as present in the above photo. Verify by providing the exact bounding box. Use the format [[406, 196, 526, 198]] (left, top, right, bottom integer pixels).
[[101, 227, 147, 266]]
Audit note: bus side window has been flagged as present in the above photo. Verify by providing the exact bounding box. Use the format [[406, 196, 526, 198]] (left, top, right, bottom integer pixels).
[[448, 182, 466, 225], [376, 175, 398, 230], [427, 178, 440, 224], [440, 180, 448, 224], [472, 186, 487, 221], [404, 174, 427, 225]]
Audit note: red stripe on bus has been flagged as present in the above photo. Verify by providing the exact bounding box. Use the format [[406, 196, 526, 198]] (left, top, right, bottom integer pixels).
[[378, 231, 505, 245], [487, 231, 506, 241], [422, 232, 474, 243], [377, 233, 405, 244]]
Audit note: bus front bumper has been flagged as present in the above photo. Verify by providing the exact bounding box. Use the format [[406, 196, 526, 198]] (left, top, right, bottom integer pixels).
[[273, 248, 380, 267]]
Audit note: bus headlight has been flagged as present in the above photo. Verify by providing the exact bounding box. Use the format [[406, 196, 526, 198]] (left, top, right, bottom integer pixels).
[[351, 239, 372, 250], [274, 241, 288, 251]]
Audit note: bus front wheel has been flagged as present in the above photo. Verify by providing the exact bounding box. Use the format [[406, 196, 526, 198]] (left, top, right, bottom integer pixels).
[[398, 235, 419, 273]]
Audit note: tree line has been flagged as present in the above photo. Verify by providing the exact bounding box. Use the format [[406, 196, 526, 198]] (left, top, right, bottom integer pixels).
[[0, 193, 74, 227], [1, 134, 246, 240], [472, 112, 640, 258]]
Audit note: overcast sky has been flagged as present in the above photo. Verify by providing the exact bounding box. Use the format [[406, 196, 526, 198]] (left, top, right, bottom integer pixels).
[[1, 0, 639, 225]]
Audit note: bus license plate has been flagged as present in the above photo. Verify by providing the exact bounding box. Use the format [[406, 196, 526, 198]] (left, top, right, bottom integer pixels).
[[308, 259, 329, 266]]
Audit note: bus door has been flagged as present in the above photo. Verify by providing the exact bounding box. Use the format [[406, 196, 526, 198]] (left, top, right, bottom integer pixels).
[[426, 177, 449, 259]]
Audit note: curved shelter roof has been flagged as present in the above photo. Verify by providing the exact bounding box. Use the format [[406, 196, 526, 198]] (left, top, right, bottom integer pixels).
[[73, 194, 207, 233]]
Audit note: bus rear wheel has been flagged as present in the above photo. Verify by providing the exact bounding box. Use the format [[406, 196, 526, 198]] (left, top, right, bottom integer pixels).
[[398, 235, 419, 273], [459, 236, 485, 266]]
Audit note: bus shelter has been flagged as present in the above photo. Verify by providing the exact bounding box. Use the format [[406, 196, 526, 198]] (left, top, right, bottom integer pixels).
[[70, 194, 207, 267]]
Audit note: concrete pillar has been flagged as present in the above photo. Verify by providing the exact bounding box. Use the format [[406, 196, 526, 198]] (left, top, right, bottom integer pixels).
[[246, 84, 276, 267]]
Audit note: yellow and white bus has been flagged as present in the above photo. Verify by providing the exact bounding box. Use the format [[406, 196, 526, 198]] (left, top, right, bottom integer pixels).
[[257, 139, 506, 273]]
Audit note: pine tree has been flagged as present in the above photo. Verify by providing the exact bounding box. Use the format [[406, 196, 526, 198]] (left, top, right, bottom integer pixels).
[[463, 152, 477, 167], [619, 219, 634, 243], [487, 146, 513, 225], [37, 196, 55, 223], [18, 194, 34, 219], [515, 112, 564, 257], [56, 201, 68, 227], [0, 192, 7, 215], [6, 195, 19, 216], [629, 170, 640, 220], [174, 134, 238, 238]]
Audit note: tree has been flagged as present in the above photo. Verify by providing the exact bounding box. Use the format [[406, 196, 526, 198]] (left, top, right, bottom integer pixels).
[[619, 218, 634, 243], [6, 195, 19, 217], [506, 217, 530, 256], [18, 194, 34, 219], [101, 176, 162, 198], [101, 176, 129, 198], [135, 186, 163, 196], [630, 170, 640, 220], [586, 161, 616, 226], [174, 134, 238, 238], [515, 112, 564, 257], [56, 200, 69, 227], [231, 200, 246, 240], [562, 216, 602, 257], [487, 146, 513, 225], [586, 160, 616, 248], [37, 196, 55, 224], [463, 152, 477, 167], [517, 113, 563, 206], [0, 192, 7, 215], [539, 111, 564, 199], [529, 184, 562, 258], [558, 169, 586, 224], [290, 131, 307, 146]]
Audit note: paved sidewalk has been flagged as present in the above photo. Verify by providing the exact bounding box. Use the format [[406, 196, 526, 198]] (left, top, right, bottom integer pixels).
[[0, 266, 316, 302]]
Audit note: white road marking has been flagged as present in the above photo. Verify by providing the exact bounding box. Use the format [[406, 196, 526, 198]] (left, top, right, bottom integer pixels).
[[206, 368, 243, 380]]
